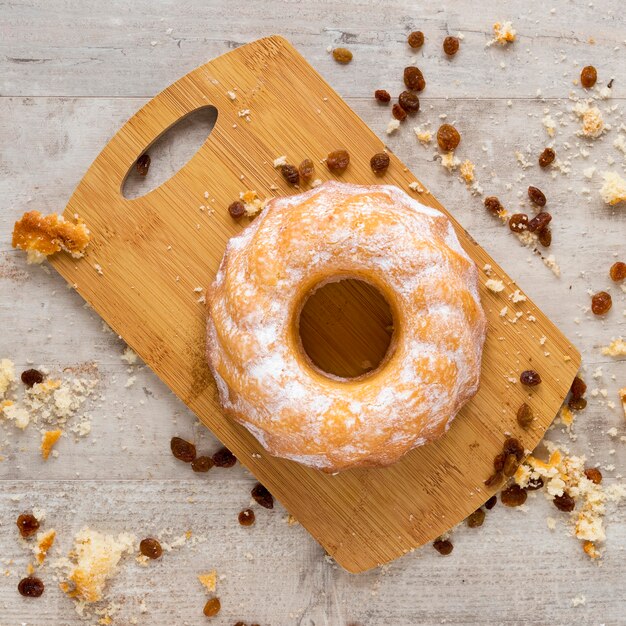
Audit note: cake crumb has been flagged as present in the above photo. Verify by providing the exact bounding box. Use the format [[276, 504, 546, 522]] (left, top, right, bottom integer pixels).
[[459, 160, 475, 183], [41, 429, 63, 460], [601, 338, 626, 357], [0, 359, 16, 398], [33, 529, 56, 565], [599, 172, 626, 205], [488, 21, 516, 46], [413, 125, 432, 144], [198, 570, 217, 592], [485, 279, 505, 293], [386, 119, 400, 135]]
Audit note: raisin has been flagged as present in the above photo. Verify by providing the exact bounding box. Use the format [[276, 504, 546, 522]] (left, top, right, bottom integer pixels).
[[191, 456, 214, 473], [508, 213, 528, 232], [228, 201, 246, 219], [16, 513, 40, 538], [520, 370, 541, 386], [136, 153, 151, 176], [139, 537, 162, 559], [170, 437, 196, 463], [370, 152, 390, 175], [21, 369, 44, 388], [526, 476, 544, 491], [433, 539, 453, 555], [437, 124, 460, 151], [392, 103, 407, 121], [280, 164, 299, 185], [500, 484, 527, 507], [332, 48, 353, 64], [553, 492, 575, 512], [212, 447, 236, 468], [484, 196, 503, 215], [398, 91, 420, 113], [581, 65, 597, 89], [203, 597, 221, 617], [404, 66, 425, 91], [493, 452, 506, 472], [484, 471, 503, 487], [537, 227, 552, 247], [538, 147, 556, 168], [609, 261, 626, 282], [238, 508, 255, 526], [326, 150, 350, 174], [516, 403, 534, 428], [503, 437, 525, 461], [466, 508, 485, 528], [527, 211, 552, 232], [18, 576, 44, 597], [251, 483, 274, 509], [584, 468, 603, 484], [408, 31, 425, 48], [443, 36, 460, 56], [298, 159, 314, 182], [484, 495, 497, 510], [503, 454, 519, 477], [591, 291, 612, 315], [527, 186, 547, 207], [374, 89, 391, 103], [570, 376, 587, 399], [568, 397, 587, 411]]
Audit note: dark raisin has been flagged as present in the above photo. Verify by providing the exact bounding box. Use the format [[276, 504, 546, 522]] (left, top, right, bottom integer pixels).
[[466, 508, 485, 528], [584, 468, 603, 484], [398, 91, 420, 113], [526, 476, 544, 491], [503, 437, 524, 461], [433, 539, 453, 555], [136, 153, 151, 176], [170, 437, 196, 463], [212, 447, 236, 468], [568, 397, 587, 411], [392, 103, 407, 121], [553, 492, 575, 512], [408, 31, 425, 48], [203, 597, 221, 617], [516, 403, 534, 428], [484, 196, 503, 215], [191, 456, 214, 473], [508, 213, 528, 232], [527, 211, 552, 232], [570, 376, 587, 399], [228, 201, 246, 219], [437, 124, 460, 151], [493, 452, 506, 472], [332, 48, 353, 64], [139, 537, 162, 559], [404, 66, 425, 91], [500, 484, 527, 507], [251, 483, 274, 509], [238, 508, 255, 526], [18, 576, 44, 597], [280, 164, 299, 185], [520, 370, 541, 386], [537, 227, 552, 247], [484, 495, 497, 510], [591, 291, 612, 315], [298, 159, 314, 182], [609, 261, 626, 282], [443, 36, 460, 56], [326, 150, 350, 174], [538, 147, 556, 168], [528, 186, 547, 207], [484, 471, 503, 487], [21, 369, 44, 388], [374, 89, 391, 103], [581, 65, 597, 89], [16, 513, 40, 538], [503, 454, 519, 477], [370, 152, 390, 175]]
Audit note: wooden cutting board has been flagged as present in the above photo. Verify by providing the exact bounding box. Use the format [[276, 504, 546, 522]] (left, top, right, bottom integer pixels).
[[50, 36, 580, 573]]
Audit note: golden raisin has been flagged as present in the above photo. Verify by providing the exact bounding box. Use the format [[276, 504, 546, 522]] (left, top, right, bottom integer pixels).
[[466, 508, 485, 528], [238, 509, 255, 526], [500, 484, 527, 507], [21, 369, 44, 388], [584, 468, 603, 484], [520, 370, 541, 386], [484, 196, 503, 215], [568, 397, 587, 411], [443, 36, 460, 56], [298, 159, 315, 183], [609, 261, 626, 282], [503, 454, 518, 477], [538, 227, 552, 247], [374, 89, 391, 103], [408, 31, 425, 48], [433, 539, 453, 555], [392, 103, 407, 121], [203, 597, 221, 617], [527, 186, 547, 207], [580, 65, 597, 89], [16, 513, 40, 538], [484, 471, 503, 487], [280, 164, 299, 185], [570, 376, 587, 399], [508, 213, 528, 232], [538, 148, 555, 168], [404, 66, 426, 91], [516, 403, 534, 428], [18, 576, 44, 597], [136, 153, 151, 176], [140, 537, 162, 559], [493, 452, 506, 472], [170, 437, 196, 463], [228, 201, 246, 219], [332, 48, 353, 64], [484, 495, 497, 510], [370, 152, 390, 175], [212, 447, 236, 468], [591, 291, 612, 315], [398, 91, 420, 113], [437, 124, 460, 151], [326, 150, 350, 174], [251, 483, 274, 509], [527, 212, 552, 232], [191, 456, 214, 473], [503, 437, 525, 461], [553, 492, 575, 512]]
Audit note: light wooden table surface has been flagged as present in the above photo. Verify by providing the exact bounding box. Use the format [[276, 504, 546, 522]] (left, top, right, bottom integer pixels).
[[1, 1, 625, 624]]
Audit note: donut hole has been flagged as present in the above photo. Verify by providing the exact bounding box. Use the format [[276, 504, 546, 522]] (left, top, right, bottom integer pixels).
[[297, 278, 395, 379]]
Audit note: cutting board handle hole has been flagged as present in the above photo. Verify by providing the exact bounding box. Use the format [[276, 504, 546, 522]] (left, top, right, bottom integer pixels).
[[122, 105, 218, 200]]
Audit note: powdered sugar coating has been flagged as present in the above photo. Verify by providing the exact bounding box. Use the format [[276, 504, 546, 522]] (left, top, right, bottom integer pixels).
[[206, 182, 487, 472]]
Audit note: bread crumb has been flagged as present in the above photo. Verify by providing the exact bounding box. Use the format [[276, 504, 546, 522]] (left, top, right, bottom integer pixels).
[[227, 91, 236, 101], [33, 529, 56, 565], [197, 570, 217, 592], [542, 115, 557, 137], [386, 119, 400, 135], [601, 338, 626, 356], [239, 190, 267, 217], [273, 156, 287, 168], [599, 172, 626, 205], [41, 429, 63, 460], [413, 125, 432, 144], [571, 595, 586, 607], [574, 102, 605, 138], [440, 151, 460, 172], [510, 289, 527, 303], [408, 181, 425, 193], [488, 21, 516, 46], [485, 279, 505, 293], [459, 160, 475, 183], [3, 403, 30, 429], [542, 254, 561, 277], [0, 359, 16, 398]]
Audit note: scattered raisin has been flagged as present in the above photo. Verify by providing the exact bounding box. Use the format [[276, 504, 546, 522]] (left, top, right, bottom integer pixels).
[[493, 452, 506, 472], [500, 484, 527, 507], [508, 213, 528, 232], [139, 537, 162, 559], [18, 576, 44, 598], [570, 376, 587, 399], [503, 437, 525, 461], [527, 212, 552, 232], [212, 447, 236, 468], [443, 36, 460, 56], [228, 201, 246, 219], [516, 403, 534, 428], [203, 597, 221, 617], [484, 471, 503, 487], [21, 369, 44, 388], [238, 508, 255, 526], [466, 508, 486, 528], [408, 31, 425, 48], [404, 66, 426, 91], [553, 492, 575, 512], [326, 150, 350, 174], [191, 456, 214, 473], [433, 539, 453, 555], [332, 48, 353, 64], [520, 370, 541, 386], [484, 495, 498, 510], [392, 103, 407, 121], [398, 91, 420, 113], [136, 153, 151, 176], [568, 397, 587, 411], [170, 437, 196, 463], [609, 261, 626, 282], [580, 65, 597, 89], [251, 483, 274, 509], [16, 513, 40, 538], [280, 164, 299, 185], [538, 227, 552, 247], [374, 89, 391, 103], [484, 196, 503, 215], [527, 186, 547, 207], [584, 468, 603, 484], [591, 291, 612, 315], [437, 124, 460, 151], [370, 152, 390, 175], [503, 454, 519, 477], [538, 147, 556, 168], [298, 159, 314, 182], [526, 476, 544, 491]]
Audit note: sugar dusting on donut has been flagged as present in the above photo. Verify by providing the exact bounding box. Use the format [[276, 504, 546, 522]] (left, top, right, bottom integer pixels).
[[206, 181, 487, 472]]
